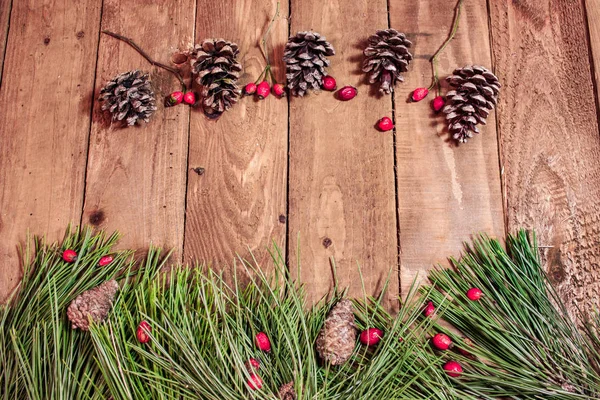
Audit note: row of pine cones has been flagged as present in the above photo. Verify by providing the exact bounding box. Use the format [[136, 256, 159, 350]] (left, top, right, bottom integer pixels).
[[100, 30, 498, 143]]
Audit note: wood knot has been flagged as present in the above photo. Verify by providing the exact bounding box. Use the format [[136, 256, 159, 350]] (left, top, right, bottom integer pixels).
[[76, 31, 85, 39], [193, 167, 205, 176], [89, 210, 106, 226], [43, 36, 50, 45], [278, 215, 286, 224], [322, 237, 332, 249]]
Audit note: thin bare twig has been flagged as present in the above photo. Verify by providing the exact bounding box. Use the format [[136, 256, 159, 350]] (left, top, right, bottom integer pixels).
[[102, 30, 185, 88]]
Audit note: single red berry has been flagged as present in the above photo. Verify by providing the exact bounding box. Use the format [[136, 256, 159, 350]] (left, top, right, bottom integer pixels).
[[247, 373, 263, 390], [244, 82, 257, 95], [167, 91, 184, 106], [432, 333, 452, 350], [245, 358, 261, 371], [466, 287, 483, 301], [443, 360, 463, 377], [423, 301, 435, 317], [272, 83, 286, 98], [411, 87, 429, 102], [98, 255, 114, 267], [322, 75, 337, 91], [432, 95, 445, 112], [136, 321, 151, 344], [255, 332, 271, 352], [256, 81, 270, 99], [360, 327, 383, 346], [338, 85, 358, 101], [183, 92, 196, 105], [62, 249, 77, 263], [377, 116, 394, 132]]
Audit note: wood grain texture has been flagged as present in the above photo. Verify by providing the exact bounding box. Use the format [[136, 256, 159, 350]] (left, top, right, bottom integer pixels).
[[389, 0, 505, 295], [0, 0, 11, 87], [0, 0, 101, 301], [587, 0, 600, 106], [82, 1, 193, 258], [183, 0, 288, 270], [287, 0, 399, 308], [489, 0, 600, 316]]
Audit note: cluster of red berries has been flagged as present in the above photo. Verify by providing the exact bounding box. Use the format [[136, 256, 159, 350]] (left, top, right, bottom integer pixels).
[[62, 249, 114, 267], [425, 286, 483, 378], [410, 87, 446, 112], [166, 91, 196, 107], [244, 81, 285, 99]]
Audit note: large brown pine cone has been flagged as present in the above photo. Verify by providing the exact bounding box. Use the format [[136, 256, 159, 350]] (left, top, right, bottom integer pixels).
[[443, 65, 500, 143], [316, 299, 356, 365], [190, 39, 243, 118], [283, 31, 335, 96], [99, 70, 157, 126], [67, 280, 119, 331], [363, 29, 412, 95]]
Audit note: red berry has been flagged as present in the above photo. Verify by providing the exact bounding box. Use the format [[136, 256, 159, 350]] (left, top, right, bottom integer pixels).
[[98, 255, 114, 267], [466, 287, 482, 301], [247, 373, 263, 390], [360, 327, 383, 346], [136, 321, 151, 344], [338, 85, 358, 101], [322, 75, 337, 91], [256, 81, 270, 99], [167, 91, 184, 106], [432, 95, 445, 112], [62, 249, 77, 263], [244, 82, 257, 95], [457, 337, 475, 359], [411, 87, 429, 102], [443, 360, 463, 377], [272, 83, 286, 98], [377, 116, 394, 132], [255, 332, 271, 352], [183, 92, 196, 105], [245, 358, 260, 371], [432, 333, 452, 350], [423, 301, 435, 317]]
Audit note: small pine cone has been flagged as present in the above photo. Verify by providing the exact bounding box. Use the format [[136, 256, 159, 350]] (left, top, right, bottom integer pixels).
[[363, 29, 412, 95], [316, 299, 356, 365], [99, 70, 157, 126], [190, 39, 243, 118], [283, 31, 335, 96], [278, 381, 296, 400], [67, 280, 119, 331], [443, 65, 500, 143]]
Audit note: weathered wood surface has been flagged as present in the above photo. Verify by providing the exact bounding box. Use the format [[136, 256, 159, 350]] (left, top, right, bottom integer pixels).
[[82, 1, 194, 260], [389, 0, 505, 296], [287, 0, 399, 309], [183, 0, 288, 271], [0, 0, 11, 87], [1, 0, 600, 313], [0, 0, 102, 301], [489, 0, 600, 316]]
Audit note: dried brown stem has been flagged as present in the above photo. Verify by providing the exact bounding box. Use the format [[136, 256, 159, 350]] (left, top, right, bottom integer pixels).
[[101, 30, 185, 89]]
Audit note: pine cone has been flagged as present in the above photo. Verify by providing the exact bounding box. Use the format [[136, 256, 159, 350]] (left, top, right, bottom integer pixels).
[[278, 381, 296, 400], [283, 31, 335, 96], [99, 70, 157, 126], [443, 65, 500, 143], [67, 280, 119, 331], [190, 39, 242, 118], [316, 299, 356, 365], [363, 29, 412, 95]]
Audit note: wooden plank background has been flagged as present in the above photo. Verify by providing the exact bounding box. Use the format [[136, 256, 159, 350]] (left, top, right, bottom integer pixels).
[[1, 0, 599, 316]]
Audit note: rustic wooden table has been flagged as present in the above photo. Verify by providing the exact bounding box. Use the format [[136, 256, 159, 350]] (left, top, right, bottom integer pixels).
[[0, 0, 598, 316]]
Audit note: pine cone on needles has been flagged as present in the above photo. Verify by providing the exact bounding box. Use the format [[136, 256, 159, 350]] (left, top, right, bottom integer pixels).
[[99, 70, 157, 126], [278, 381, 296, 400], [67, 280, 119, 331], [316, 299, 356, 365], [283, 31, 335, 96], [190, 39, 242, 118], [363, 29, 412, 95], [443, 65, 500, 143]]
